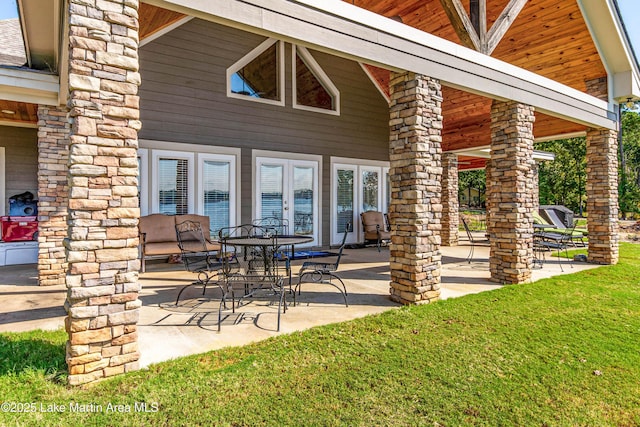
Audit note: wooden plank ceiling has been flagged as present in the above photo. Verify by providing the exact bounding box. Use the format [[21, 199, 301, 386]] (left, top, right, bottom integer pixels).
[[354, 0, 602, 168], [3, 0, 602, 170]]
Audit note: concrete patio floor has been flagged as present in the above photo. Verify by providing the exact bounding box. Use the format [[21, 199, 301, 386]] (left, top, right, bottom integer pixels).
[[0, 242, 600, 367]]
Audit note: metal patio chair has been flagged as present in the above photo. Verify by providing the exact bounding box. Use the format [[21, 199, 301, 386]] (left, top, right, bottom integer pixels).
[[294, 223, 351, 307], [461, 216, 488, 263], [174, 220, 224, 305]]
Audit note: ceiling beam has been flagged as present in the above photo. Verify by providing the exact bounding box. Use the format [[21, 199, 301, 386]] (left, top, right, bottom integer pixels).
[[438, 0, 480, 51], [441, 0, 526, 55], [485, 0, 528, 55]]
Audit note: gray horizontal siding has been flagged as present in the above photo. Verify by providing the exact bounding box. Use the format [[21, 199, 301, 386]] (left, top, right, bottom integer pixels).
[[139, 19, 389, 245]]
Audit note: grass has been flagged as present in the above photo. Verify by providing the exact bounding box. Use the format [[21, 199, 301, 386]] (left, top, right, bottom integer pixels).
[[1, 244, 639, 426]]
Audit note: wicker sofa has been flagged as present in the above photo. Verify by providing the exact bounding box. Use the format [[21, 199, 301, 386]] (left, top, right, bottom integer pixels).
[[138, 213, 219, 272]]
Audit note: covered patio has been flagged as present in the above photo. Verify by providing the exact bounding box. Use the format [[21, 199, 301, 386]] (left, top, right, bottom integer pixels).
[[0, 0, 637, 384], [0, 243, 600, 367]]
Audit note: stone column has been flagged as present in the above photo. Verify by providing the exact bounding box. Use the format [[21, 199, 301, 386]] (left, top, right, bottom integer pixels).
[[441, 153, 459, 246], [37, 105, 70, 286], [65, 0, 142, 385], [388, 71, 442, 305], [586, 128, 619, 265], [488, 100, 535, 284]]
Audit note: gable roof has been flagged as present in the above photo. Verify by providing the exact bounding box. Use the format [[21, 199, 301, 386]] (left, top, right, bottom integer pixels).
[[0, 19, 26, 67]]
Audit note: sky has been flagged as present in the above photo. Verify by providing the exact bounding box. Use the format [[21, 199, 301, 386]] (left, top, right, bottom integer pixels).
[[0, 0, 638, 68], [617, 0, 640, 61]]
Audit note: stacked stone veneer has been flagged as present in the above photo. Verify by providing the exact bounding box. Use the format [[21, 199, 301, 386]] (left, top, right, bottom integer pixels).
[[65, 0, 142, 385], [441, 153, 458, 246], [388, 72, 442, 305], [586, 128, 619, 265], [37, 105, 70, 286], [487, 100, 535, 284]]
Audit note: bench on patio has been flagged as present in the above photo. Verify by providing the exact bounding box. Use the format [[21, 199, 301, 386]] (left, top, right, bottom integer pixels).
[[138, 213, 220, 272]]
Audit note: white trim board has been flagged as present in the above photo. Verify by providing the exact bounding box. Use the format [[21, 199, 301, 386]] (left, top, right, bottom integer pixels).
[[140, 16, 194, 47], [0, 67, 59, 105], [146, 0, 616, 130]]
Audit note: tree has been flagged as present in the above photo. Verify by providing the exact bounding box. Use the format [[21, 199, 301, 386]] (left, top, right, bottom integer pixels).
[[458, 169, 486, 209], [620, 103, 640, 216], [536, 138, 586, 214]]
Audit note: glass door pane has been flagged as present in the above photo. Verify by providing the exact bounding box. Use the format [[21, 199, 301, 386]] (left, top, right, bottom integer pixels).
[[336, 169, 354, 234], [292, 166, 314, 235], [260, 164, 284, 220], [362, 169, 379, 212], [158, 158, 189, 215], [203, 160, 230, 235]]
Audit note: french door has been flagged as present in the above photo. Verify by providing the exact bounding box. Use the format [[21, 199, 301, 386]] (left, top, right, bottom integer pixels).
[[332, 162, 390, 245], [255, 157, 319, 246]]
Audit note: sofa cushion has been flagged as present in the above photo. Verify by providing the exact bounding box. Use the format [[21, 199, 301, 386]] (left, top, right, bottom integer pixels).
[[139, 214, 177, 244], [143, 241, 181, 256]]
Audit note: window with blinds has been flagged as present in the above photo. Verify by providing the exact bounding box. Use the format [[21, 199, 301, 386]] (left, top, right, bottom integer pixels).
[[202, 160, 231, 234], [336, 169, 353, 234], [260, 164, 284, 220], [158, 158, 189, 215]]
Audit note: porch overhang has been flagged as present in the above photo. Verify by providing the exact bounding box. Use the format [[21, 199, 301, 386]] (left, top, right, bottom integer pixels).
[[578, 0, 640, 103], [0, 67, 59, 106], [146, 0, 617, 131]]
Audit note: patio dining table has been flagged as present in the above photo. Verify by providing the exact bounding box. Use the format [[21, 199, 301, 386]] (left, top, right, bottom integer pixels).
[[218, 234, 313, 331]]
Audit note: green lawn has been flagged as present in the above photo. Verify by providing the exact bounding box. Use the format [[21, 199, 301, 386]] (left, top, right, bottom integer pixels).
[[1, 244, 639, 426]]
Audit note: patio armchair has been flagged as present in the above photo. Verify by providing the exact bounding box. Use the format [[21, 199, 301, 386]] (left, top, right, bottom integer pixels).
[[174, 220, 225, 305], [360, 211, 391, 251], [294, 223, 351, 307]]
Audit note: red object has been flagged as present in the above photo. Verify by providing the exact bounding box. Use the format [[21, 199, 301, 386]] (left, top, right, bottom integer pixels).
[[1, 216, 38, 242]]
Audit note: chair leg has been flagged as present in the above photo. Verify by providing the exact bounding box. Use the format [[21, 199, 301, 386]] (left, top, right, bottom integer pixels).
[[326, 273, 348, 307], [295, 271, 348, 307], [466, 242, 474, 264]]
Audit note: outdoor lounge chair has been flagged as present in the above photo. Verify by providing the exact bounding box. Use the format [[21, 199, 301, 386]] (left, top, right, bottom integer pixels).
[[535, 210, 586, 246], [360, 211, 391, 251], [294, 223, 351, 307]]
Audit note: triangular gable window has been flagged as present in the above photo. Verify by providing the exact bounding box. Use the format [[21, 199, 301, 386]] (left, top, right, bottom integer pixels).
[[227, 38, 284, 106], [293, 46, 340, 115]]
